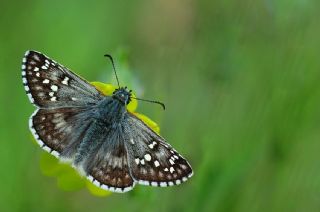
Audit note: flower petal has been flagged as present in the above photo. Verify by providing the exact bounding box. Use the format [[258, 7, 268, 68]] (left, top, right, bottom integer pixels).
[[133, 112, 160, 134], [91, 81, 115, 96], [40, 152, 86, 191], [127, 92, 138, 112], [40, 152, 66, 177], [56, 170, 86, 191], [86, 180, 112, 197]]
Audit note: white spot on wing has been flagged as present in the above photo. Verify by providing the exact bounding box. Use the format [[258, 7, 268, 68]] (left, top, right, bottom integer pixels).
[[169, 159, 175, 165], [139, 180, 149, 185], [115, 188, 122, 192], [51, 85, 58, 91], [62, 77, 69, 85], [140, 159, 145, 165], [32, 53, 40, 61], [51, 151, 60, 158], [93, 180, 100, 187], [109, 187, 115, 192], [123, 186, 134, 192], [160, 182, 167, 187], [99, 183, 136, 193], [87, 175, 94, 182], [144, 154, 151, 161], [130, 138, 134, 144], [38, 92, 45, 97], [170, 167, 175, 173], [42, 79, 50, 84], [148, 141, 157, 149], [101, 184, 109, 190], [154, 160, 160, 167], [42, 146, 51, 153], [135, 158, 140, 165]]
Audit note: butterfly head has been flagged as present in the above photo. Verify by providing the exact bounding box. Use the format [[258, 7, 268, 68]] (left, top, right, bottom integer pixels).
[[112, 87, 132, 105]]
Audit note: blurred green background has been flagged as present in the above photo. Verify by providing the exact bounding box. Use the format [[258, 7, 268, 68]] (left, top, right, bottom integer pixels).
[[1, 0, 320, 211]]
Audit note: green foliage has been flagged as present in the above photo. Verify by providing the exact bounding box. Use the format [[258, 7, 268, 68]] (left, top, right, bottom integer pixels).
[[1, 0, 320, 211]]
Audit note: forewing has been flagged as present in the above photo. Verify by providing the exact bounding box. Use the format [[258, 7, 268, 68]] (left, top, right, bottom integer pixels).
[[22, 50, 103, 108], [125, 113, 193, 187], [84, 130, 135, 193], [30, 107, 93, 158]]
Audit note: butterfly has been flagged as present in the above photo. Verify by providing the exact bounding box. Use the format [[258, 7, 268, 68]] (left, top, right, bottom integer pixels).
[[22, 50, 193, 193]]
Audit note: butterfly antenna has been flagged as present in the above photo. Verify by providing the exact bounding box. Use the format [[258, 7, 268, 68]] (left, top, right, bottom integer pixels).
[[104, 54, 120, 88], [132, 97, 166, 110]]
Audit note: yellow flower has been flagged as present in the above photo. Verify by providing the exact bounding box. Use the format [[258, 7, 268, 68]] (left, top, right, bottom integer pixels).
[[37, 82, 160, 196]]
